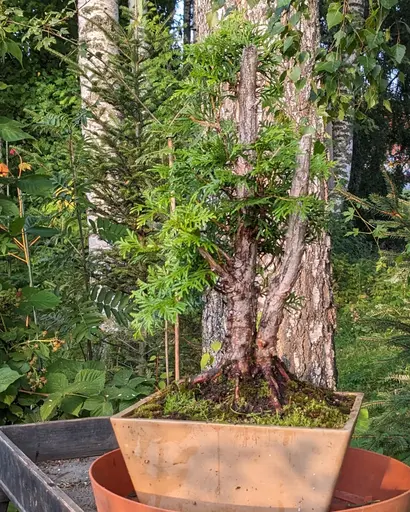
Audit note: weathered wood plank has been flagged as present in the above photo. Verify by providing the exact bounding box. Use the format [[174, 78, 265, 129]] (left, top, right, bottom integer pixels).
[[0, 430, 83, 512], [0, 417, 118, 462]]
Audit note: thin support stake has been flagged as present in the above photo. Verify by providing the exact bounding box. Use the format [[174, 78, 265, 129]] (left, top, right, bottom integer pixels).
[[168, 137, 180, 382], [165, 320, 170, 385]]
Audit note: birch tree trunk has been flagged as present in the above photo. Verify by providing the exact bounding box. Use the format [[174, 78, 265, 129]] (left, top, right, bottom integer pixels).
[[274, 0, 367, 388], [331, 0, 367, 204], [78, 0, 119, 254], [184, 0, 193, 44]]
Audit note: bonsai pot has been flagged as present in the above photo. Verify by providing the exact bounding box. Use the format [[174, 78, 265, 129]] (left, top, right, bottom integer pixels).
[[110, 391, 363, 512], [90, 447, 410, 512]]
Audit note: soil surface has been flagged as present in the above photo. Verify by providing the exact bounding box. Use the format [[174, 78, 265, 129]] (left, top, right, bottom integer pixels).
[[134, 374, 355, 428], [38, 457, 97, 512]]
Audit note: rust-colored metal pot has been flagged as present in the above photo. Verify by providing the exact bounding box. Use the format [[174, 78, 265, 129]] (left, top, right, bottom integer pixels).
[[110, 392, 363, 512], [90, 447, 410, 512]]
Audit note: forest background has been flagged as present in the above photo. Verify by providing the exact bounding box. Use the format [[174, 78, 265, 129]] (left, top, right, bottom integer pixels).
[[0, 0, 410, 465]]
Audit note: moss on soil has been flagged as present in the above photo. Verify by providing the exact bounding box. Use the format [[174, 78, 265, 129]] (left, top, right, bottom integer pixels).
[[132, 374, 354, 429]]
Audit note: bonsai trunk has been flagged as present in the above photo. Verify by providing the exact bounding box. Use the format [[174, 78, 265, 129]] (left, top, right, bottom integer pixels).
[[223, 46, 259, 376], [200, 2, 320, 410]]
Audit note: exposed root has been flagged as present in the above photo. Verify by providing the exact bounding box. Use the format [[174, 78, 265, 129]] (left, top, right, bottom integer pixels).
[[190, 366, 222, 385], [274, 356, 290, 383], [261, 364, 283, 412], [191, 356, 291, 413], [234, 376, 240, 402]]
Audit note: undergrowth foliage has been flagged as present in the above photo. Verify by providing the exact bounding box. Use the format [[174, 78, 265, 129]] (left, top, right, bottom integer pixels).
[[336, 178, 410, 462]]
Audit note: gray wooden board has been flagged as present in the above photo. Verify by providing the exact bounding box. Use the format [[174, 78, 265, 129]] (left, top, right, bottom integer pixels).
[[0, 430, 84, 512], [0, 417, 118, 463]]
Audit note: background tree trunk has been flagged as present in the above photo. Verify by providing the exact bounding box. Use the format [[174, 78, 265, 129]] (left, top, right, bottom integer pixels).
[[78, 0, 119, 254], [184, 0, 193, 44], [274, 0, 367, 389], [277, 234, 337, 388], [331, 0, 367, 204]]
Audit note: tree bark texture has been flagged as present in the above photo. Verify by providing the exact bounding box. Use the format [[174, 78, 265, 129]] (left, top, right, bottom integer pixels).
[[202, 288, 227, 362], [184, 0, 193, 44], [197, 0, 266, 355], [331, 0, 367, 207], [222, 46, 259, 374], [275, 0, 368, 388], [78, 0, 119, 253], [277, 234, 336, 388]]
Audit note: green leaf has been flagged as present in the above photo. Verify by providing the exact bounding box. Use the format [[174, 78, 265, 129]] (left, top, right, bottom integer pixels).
[[200, 353, 211, 370], [289, 66, 301, 82], [40, 392, 63, 421], [0, 83, 8, 90], [112, 368, 132, 387], [17, 175, 54, 197], [283, 36, 294, 53], [42, 373, 69, 393], [0, 366, 21, 393], [21, 288, 60, 311], [206, 10, 218, 29], [6, 39, 23, 64], [34, 342, 50, 359], [210, 341, 222, 353], [313, 141, 326, 155], [393, 44, 406, 65], [289, 11, 301, 27], [0, 384, 17, 405], [268, 21, 285, 36], [301, 125, 316, 136], [326, 8, 343, 29], [380, 0, 398, 8], [0, 198, 19, 217], [9, 216, 25, 236], [6, 40, 22, 65], [82, 396, 105, 411], [9, 404, 24, 418], [0, 117, 34, 142], [68, 369, 106, 396], [25, 226, 59, 237], [61, 395, 84, 416], [383, 99, 392, 113], [90, 401, 113, 417], [18, 394, 41, 407]]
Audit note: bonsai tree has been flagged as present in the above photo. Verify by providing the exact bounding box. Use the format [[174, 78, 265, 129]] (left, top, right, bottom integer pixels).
[[119, 1, 404, 409]]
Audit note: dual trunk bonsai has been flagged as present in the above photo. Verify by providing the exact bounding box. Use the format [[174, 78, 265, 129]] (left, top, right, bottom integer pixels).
[[110, 10, 366, 512]]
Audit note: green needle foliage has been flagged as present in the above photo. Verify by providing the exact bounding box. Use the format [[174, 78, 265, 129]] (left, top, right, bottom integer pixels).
[[119, 15, 330, 337]]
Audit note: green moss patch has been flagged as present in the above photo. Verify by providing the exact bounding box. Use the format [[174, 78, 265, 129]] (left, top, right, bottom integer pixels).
[[132, 375, 354, 429]]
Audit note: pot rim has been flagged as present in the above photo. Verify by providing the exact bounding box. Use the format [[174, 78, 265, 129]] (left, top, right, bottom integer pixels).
[[90, 447, 410, 512], [89, 449, 171, 512], [112, 390, 363, 432]]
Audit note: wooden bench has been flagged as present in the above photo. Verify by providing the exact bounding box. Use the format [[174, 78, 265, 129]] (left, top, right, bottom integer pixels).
[[0, 417, 118, 512]]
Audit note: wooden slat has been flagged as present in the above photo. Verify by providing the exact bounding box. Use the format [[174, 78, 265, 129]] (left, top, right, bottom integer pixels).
[[0, 417, 118, 462], [0, 430, 83, 512]]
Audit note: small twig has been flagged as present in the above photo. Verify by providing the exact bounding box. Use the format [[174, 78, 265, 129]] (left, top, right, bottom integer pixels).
[[198, 247, 231, 281], [190, 366, 222, 385], [19, 389, 49, 398], [7, 252, 27, 264]]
